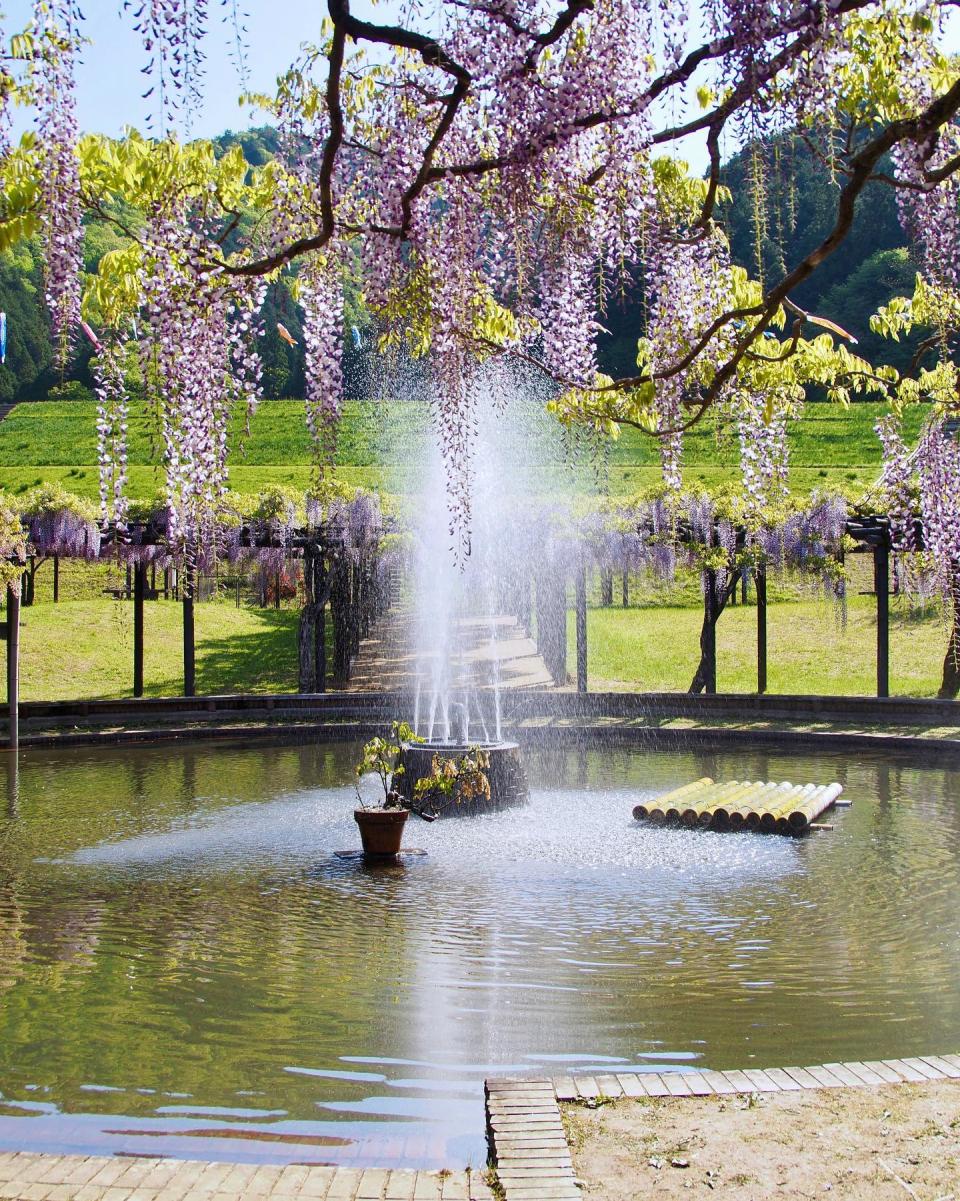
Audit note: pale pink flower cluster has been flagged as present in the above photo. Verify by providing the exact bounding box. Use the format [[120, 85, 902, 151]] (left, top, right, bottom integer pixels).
[[32, 0, 83, 364], [93, 338, 130, 527]]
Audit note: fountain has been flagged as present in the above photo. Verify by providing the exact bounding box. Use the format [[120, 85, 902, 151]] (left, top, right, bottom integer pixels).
[[396, 739, 529, 814], [386, 363, 587, 811]]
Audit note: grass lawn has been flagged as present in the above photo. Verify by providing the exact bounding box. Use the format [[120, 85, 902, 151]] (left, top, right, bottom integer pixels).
[[570, 593, 950, 696], [12, 598, 300, 700], [0, 397, 933, 501], [0, 396, 950, 703], [4, 588, 950, 702]]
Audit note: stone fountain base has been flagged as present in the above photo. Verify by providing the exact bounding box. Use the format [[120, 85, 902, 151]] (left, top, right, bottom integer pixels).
[[398, 741, 529, 815]]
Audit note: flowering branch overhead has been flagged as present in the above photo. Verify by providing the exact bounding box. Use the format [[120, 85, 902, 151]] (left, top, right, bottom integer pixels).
[[2, 0, 960, 563]]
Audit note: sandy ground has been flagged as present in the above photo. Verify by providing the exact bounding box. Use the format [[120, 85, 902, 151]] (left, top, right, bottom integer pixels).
[[563, 1082, 960, 1200]]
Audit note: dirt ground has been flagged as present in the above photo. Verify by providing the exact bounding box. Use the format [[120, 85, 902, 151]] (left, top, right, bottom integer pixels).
[[563, 1081, 960, 1200]]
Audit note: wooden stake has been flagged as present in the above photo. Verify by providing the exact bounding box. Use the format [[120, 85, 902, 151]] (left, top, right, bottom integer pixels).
[[756, 566, 767, 695], [133, 562, 145, 698], [875, 542, 890, 698], [183, 563, 195, 698]]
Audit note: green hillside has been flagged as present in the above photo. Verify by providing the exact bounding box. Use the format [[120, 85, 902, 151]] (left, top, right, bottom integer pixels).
[[0, 398, 932, 503]]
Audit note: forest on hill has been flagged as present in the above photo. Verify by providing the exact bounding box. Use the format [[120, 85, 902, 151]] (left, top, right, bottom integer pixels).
[[0, 126, 923, 402]]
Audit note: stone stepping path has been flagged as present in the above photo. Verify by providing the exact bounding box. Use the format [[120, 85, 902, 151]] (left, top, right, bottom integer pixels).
[[485, 1081, 578, 1201], [0, 1156, 494, 1201], [548, 1052, 960, 1101], [347, 610, 554, 693]]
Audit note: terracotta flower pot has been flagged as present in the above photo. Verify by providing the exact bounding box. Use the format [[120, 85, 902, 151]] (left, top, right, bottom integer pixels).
[[354, 807, 409, 857]]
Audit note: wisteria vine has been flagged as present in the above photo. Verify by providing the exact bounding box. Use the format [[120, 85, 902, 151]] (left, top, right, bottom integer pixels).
[[2, 0, 960, 581]]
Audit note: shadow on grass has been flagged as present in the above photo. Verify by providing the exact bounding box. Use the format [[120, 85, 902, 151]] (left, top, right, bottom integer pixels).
[[197, 609, 300, 694], [144, 608, 300, 697]]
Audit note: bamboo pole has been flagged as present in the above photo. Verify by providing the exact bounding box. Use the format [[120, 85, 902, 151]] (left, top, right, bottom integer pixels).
[[763, 783, 818, 832], [733, 782, 783, 829], [681, 780, 753, 826], [632, 778, 712, 822], [775, 786, 827, 835], [741, 781, 796, 830], [639, 780, 710, 824], [635, 778, 845, 836], [667, 778, 734, 822], [712, 780, 772, 827], [686, 780, 756, 827], [787, 783, 844, 832]]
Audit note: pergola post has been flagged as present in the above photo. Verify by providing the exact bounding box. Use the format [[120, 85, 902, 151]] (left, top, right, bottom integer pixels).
[[6, 583, 19, 751], [575, 564, 588, 694], [702, 570, 717, 695], [183, 563, 196, 698], [133, 562, 145, 698], [317, 554, 328, 693], [874, 540, 890, 698], [53, 554, 59, 603], [755, 566, 768, 695]]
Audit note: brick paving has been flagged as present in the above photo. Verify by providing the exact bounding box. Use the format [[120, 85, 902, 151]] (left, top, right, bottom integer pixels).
[[0, 1156, 494, 1201]]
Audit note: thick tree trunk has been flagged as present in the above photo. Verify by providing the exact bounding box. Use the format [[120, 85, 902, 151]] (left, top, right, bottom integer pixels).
[[688, 571, 736, 694], [600, 569, 613, 607], [535, 568, 567, 685], [298, 547, 329, 693], [938, 568, 960, 699], [330, 555, 352, 685]]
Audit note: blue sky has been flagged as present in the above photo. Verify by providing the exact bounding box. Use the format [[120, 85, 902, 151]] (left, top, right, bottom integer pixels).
[[5, 1, 382, 139], [5, 2, 960, 167]]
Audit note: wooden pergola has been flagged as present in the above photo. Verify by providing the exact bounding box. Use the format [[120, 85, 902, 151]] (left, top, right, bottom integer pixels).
[[566, 515, 911, 698], [0, 512, 924, 750], [2, 518, 392, 748]]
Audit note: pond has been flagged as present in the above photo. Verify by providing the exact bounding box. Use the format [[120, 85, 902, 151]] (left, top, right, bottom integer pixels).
[[0, 736, 958, 1168]]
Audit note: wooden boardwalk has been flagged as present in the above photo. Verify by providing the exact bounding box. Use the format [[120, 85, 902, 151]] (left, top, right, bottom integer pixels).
[[633, 777, 845, 834]]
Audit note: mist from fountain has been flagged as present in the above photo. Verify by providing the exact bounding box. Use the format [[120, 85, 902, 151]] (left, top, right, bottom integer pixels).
[[397, 363, 592, 744]]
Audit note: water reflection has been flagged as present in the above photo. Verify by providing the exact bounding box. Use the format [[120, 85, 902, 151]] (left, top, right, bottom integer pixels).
[[0, 737, 958, 1166]]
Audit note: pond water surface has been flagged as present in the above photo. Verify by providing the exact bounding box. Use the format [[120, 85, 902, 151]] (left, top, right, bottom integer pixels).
[[0, 736, 958, 1167]]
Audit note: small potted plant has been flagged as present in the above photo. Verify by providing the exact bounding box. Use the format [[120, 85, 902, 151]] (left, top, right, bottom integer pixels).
[[354, 721, 423, 856], [411, 746, 491, 819]]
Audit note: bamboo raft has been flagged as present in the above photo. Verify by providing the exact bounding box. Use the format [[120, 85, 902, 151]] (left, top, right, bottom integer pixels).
[[632, 778, 844, 835]]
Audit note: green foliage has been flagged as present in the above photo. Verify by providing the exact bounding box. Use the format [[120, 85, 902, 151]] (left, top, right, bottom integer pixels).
[[0, 491, 26, 590], [0, 244, 53, 402], [718, 132, 907, 346], [817, 249, 923, 372], [18, 480, 97, 523], [240, 484, 302, 526], [0, 397, 934, 505], [355, 720, 423, 808], [412, 747, 491, 815], [47, 378, 93, 402]]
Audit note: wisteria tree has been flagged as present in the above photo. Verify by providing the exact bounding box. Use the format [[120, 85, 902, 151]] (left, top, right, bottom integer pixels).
[[1, 0, 960, 687]]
